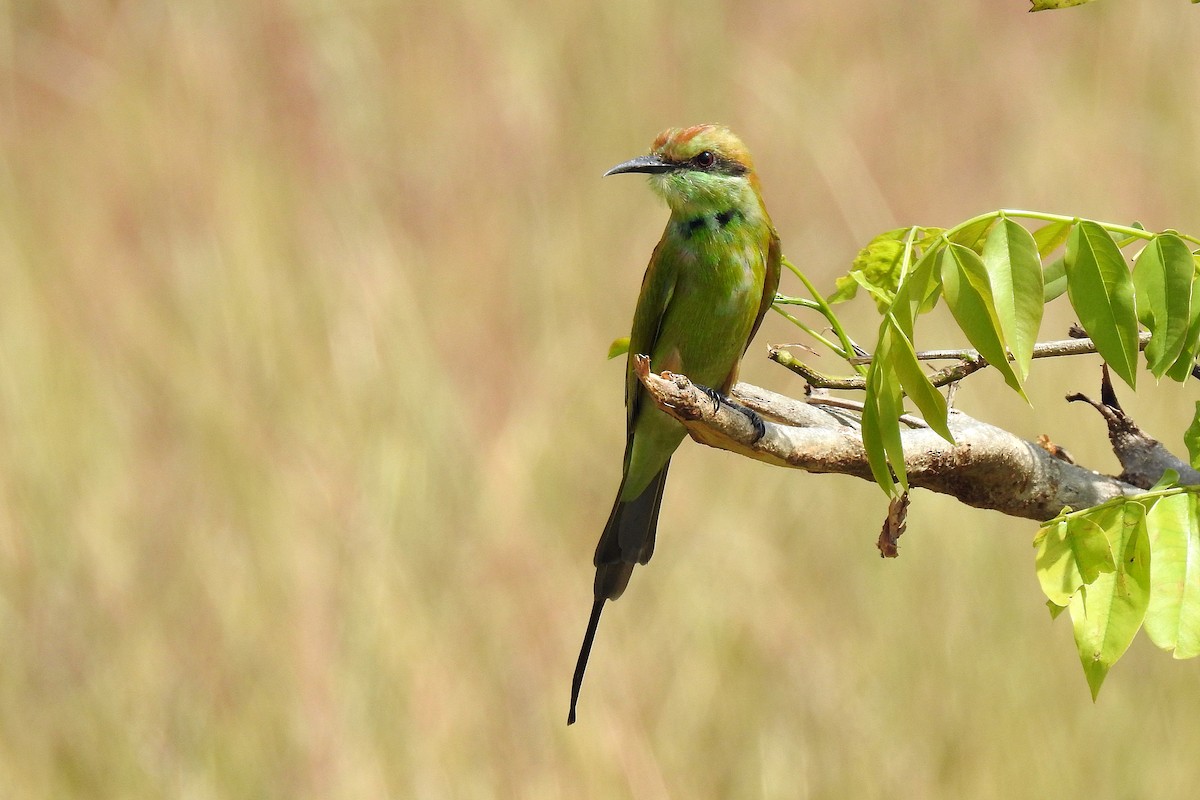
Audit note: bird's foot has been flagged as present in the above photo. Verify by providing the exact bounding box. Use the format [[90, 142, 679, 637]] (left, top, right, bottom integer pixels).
[[699, 385, 723, 413], [699, 386, 767, 444], [730, 400, 767, 443]]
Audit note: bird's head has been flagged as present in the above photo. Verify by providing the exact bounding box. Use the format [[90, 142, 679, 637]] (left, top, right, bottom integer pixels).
[[604, 124, 763, 217]]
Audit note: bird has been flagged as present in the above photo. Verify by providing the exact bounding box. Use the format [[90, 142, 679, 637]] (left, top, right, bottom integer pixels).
[[568, 124, 781, 725]]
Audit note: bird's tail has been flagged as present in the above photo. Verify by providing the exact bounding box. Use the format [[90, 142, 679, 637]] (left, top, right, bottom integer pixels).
[[593, 461, 671, 600], [568, 461, 671, 725]]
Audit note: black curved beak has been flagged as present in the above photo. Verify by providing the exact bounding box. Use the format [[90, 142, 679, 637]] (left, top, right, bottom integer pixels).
[[603, 154, 674, 177]]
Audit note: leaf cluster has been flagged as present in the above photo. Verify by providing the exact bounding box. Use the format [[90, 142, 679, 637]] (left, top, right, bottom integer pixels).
[[1034, 479, 1200, 698], [835, 212, 1200, 494], [784, 209, 1200, 698], [1029, 0, 1200, 10]]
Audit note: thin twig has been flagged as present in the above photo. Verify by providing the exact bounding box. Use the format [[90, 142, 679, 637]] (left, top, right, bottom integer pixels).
[[849, 332, 1152, 366], [919, 331, 1152, 388], [778, 331, 1154, 391], [769, 346, 866, 390], [805, 394, 930, 429]]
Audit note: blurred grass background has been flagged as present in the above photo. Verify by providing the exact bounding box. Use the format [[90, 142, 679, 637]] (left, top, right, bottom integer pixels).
[[2, 0, 1199, 797]]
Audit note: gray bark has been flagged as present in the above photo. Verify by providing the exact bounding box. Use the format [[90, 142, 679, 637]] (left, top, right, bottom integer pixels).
[[633, 355, 1148, 522]]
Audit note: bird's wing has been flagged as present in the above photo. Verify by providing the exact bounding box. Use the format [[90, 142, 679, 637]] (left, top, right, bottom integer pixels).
[[744, 227, 782, 353], [624, 235, 678, 433]]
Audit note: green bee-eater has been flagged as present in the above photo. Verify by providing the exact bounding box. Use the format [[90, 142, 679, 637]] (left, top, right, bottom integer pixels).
[[568, 125, 781, 724]]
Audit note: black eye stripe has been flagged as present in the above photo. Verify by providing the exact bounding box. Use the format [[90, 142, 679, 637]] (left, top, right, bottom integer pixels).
[[719, 158, 748, 176], [682, 152, 746, 176]]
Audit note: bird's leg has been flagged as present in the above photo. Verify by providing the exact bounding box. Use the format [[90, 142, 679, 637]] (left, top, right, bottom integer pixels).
[[698, 385, 767, 443]]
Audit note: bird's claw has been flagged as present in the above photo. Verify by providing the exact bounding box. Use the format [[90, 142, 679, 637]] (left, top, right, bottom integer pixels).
[[742, 406, 767, 443], [699, 385, 723, 413], [699, 386, 766, 444]]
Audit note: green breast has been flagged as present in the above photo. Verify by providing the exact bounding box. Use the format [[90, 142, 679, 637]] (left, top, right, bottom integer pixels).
[[651, 213, 769, 389]]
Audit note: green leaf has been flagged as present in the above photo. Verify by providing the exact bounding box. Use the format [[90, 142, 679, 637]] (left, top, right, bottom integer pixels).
[[939, 244, 1027, 398], [1043, 256, 1068, 302], [826, 274, 860, 304], [1164, 252, 1200, 382], [1166, 349, 1197, 382], [857, 238, 955, 493], [853, 233, 906, 284], [982, 219, 1044, 380], [1150, 469, 1181, 492], [860, 387, 895, 494], [850, 271, 898, 308], [1030, 0, 1095, 9], [1033, 219, 1073, 257], [875, 372, 907, 493], [907, 242, 946, 321], [1143, 492, 1200, 659], [1186, 402, 1200, 470], [1133, 234, 1194, 377], [1132, 242, 1164, 331], [1067, 502, 1151, 700], [913, 226, 947, 250], [607, 336, 630, 359], [1064, 221, 1139, 388], [890, 242, 944, 333], [948, 216, 997, 252], [1034, 515, 1116, 607], [859, 238, 954, 497], [861, 334, 907, 494], [884, 319, 953, 442], [833, 229, 909, 309]]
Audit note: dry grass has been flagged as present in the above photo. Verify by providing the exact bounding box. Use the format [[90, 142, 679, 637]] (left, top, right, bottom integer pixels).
[[2, 1, 1199, 797]]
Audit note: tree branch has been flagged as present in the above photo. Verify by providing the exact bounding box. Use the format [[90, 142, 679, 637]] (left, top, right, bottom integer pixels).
[[1067, 366, 1200, 489], [632, 355, 1141, 522]]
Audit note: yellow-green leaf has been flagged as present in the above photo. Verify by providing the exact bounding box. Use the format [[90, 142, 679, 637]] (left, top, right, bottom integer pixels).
[[948, 217, 996, 251], [894, 242, 944, 328], [1064, 221, 1139, 389], [607, 336, 630, 359], [1186, 402, 1200, 470], [982, 219, 1044, 380], [850, 271, 897, 308], [884, 319, 952, 442], [1067, 503, 1151, 700], [832, 228, 909, 309], [1030, 0, 1094, 9], [1150, 470, 1181, 492], [1033, 219, 1073, 257], [1144, 493, 1200, 659], [939, 244, 1027, 399], [1043, 256, 1067, 302], [861, 335, 907, 494], [827, 273, 860, 304], [1165, 252, 1200, 382], [1035, 516, 1116, 608], [1133, 234, 1194, 377]]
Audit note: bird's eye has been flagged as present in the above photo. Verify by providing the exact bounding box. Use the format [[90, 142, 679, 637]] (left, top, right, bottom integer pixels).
[[693, 151, 716, 169]]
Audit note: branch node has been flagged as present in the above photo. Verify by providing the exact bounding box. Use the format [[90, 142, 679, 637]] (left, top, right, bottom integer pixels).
[[1068, 367, 1200, 489]]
